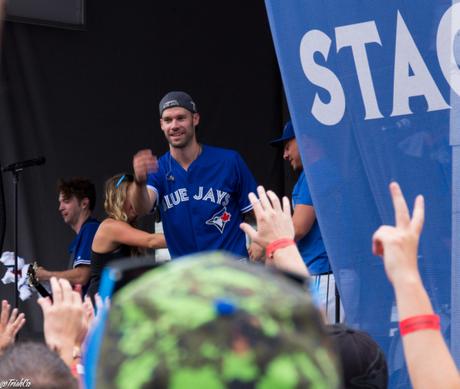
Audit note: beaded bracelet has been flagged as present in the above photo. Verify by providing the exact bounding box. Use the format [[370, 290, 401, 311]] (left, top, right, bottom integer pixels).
[[266, 238, 296, 259], [399, 314, 440, 336]]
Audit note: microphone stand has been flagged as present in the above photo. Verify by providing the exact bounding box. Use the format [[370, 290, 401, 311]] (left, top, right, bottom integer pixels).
[[0, 167, 23, 310], [12, 169, 19, 310], [2, 158, 45, 309]]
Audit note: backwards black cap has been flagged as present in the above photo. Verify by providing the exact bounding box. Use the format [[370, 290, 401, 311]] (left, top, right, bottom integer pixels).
[[159, 91, 197, 116]]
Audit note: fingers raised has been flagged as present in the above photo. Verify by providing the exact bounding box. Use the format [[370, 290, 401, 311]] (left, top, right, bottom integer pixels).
[[10, 313, 25, 336], [282, 196, 291, 217], [8, 308, 18, 325], [50, 278, 62, 304], [390, 182, 410, 228], [257, 186, 271, 211], [0, 300, 10, 326], [411, 194, 425, 235], [266, 190, 281, 212], [248, 192, 262, 216], [59, 278, 73, 303]]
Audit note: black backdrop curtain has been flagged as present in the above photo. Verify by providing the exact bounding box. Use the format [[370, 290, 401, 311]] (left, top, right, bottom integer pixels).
[[0, 1, 293, 338]]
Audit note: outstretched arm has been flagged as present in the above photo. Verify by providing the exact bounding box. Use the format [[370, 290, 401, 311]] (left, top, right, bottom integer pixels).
[[240, 186, 309, 277], [36, 265, 90, 286], [131, 149, 158, 216], [93, 219, 166, 251], [372, 182, 459, 389]]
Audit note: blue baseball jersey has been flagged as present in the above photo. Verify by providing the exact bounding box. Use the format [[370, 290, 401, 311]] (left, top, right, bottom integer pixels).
[[292, 171, 330, 275], [147, 145, 257, 258], [69, 217, 100, 268]]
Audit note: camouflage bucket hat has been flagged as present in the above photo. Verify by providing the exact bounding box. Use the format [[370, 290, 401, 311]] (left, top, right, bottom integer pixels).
[[96, 252, 340, 389]]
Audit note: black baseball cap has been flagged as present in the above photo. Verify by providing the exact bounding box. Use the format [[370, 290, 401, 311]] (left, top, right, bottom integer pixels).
[[270, 120, 295, 147], [159, 91, 197, 117]]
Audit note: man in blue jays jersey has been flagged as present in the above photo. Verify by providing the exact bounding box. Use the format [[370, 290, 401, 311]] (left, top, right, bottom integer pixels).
[[131, 91, 257, 258]]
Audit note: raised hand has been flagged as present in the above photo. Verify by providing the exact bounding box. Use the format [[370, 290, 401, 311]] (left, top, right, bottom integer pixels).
[[240, 186, 294, 250], [241, 186, 307, 276], [37, 277, 85, 366], [0, 300, 26, 353], [133, 149, 158, 185], [372, 182, 424, 285]]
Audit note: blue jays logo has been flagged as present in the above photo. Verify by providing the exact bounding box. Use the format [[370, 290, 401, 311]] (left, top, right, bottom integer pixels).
[[206, 207, 231, 233]]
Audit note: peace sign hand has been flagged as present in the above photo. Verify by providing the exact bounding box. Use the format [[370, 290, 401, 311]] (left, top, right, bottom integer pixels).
[[372, 182, 424, 285]]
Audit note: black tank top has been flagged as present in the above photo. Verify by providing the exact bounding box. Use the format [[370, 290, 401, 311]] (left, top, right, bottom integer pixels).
[[87, 245, 131, 300]]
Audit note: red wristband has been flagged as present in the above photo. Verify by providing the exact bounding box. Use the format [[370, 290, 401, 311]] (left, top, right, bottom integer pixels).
[[266, 238, 295, 259], [399, 314, 440, 336]]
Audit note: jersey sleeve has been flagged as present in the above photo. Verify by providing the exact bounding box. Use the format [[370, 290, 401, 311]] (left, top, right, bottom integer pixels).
[[73, 222, 99, 268], [147, 168, 164, 209], [235, 153, 257, 214], [292, 172, 313, 206]]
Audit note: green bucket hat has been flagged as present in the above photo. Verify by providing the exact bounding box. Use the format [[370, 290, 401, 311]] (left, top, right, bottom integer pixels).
[[97, 252, 340, 389]]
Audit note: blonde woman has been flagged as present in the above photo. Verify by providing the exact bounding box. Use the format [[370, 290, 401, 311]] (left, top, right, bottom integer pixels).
[[87, 173, 166, 299]]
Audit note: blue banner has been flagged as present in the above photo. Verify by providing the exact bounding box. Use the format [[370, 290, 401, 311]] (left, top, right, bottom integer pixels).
[[265, 1, 459, 387]]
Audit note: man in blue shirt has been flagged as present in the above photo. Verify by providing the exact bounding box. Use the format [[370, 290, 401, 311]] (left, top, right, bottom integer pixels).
[[37, 178, 99, 291], [270, 121, 338, 321], [131, 91, 257, 259]]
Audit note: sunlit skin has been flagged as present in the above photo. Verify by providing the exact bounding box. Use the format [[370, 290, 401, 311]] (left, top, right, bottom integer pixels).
[[160, 107, 200, 149], [283, 138, 303, 171]]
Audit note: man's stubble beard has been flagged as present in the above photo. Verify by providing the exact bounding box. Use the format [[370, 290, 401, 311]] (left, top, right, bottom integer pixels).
[[167, 128, 196, 149]]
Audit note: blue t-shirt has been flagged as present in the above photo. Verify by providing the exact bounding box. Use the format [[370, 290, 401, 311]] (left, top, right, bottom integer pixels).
[[292, 171, 330, 275], [68, 217, 100, 268], [147, 145, 257, 258]]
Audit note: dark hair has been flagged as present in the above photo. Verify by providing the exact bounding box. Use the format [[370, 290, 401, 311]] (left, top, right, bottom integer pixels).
[[326, 324, 388, 389], [0, 342, 78, 389], [57, 177, 96, 211]]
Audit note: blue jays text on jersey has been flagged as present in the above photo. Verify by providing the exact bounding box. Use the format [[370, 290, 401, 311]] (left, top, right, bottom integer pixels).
[[162, 186, 231, 211]]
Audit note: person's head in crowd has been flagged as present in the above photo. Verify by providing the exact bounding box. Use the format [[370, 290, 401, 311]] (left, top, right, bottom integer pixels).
[[104, 173, 137, 223], [326, 324, 388, 389], [57, 177, 96, 231], [158, 91, 200, 149], [93, 252, 340, 388], [0, 342, 78, 389], [270, 120, 303, 171]]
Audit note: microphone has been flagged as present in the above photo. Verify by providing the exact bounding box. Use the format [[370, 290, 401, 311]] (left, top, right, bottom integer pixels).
[[2, 156, 46, 172]]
